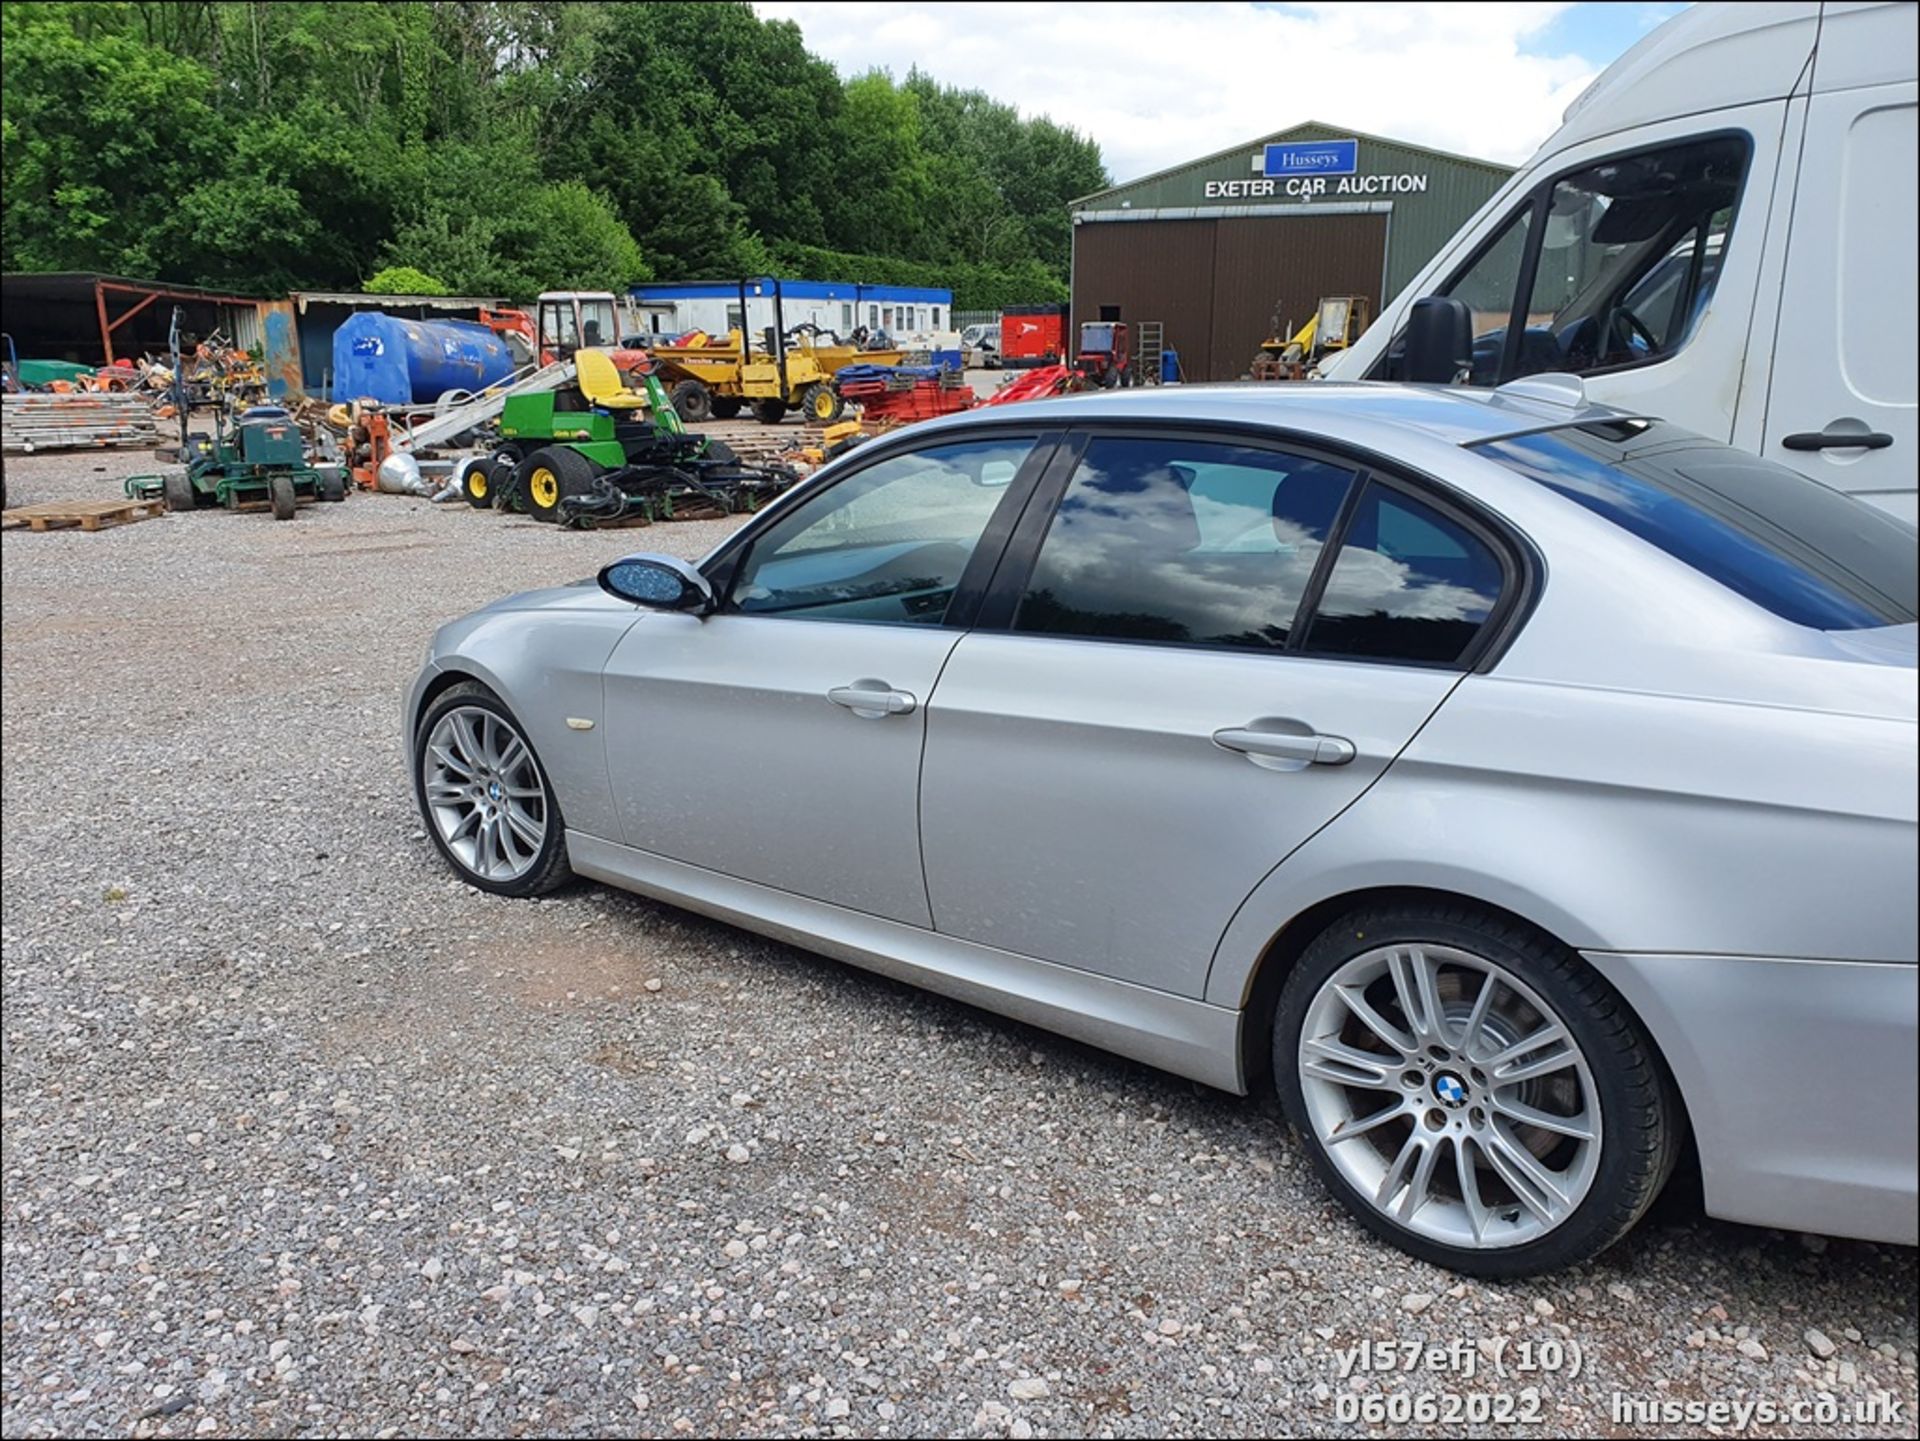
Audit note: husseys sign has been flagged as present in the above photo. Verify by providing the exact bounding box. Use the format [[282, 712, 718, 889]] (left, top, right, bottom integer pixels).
[[1202, 139, 1429, 202]]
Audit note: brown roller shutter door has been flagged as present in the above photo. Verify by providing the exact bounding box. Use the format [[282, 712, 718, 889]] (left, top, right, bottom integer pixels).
[[1071, 220, 1217, 383], [1072, 212, 1388, 381], [1208, 214, 1387, 380]]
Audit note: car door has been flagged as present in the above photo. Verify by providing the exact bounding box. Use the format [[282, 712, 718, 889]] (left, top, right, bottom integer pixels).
[[598, 431, 1050, 927], [919, 431, 1515, 996], [1753, 4, 1917, 523]]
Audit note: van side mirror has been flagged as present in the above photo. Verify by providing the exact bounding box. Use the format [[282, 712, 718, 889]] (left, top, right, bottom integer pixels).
[[1403, 297, 1474, 385], [597, 553, 716, 614]]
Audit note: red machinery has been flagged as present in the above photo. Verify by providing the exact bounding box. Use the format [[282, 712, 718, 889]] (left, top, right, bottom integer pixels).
[[343, 403, 398, 491], [998, 303, 1075, 368], [1074, 321, 1131, 388], [982, 364, 1083, 406], [481, 295, 650, 375], [836, 366, 975, 424], [999, 304, 1068, 368]]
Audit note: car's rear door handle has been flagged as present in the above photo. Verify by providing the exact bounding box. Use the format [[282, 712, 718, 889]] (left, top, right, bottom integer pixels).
[[1213, 726, 1356, 767], [828, 682, 917, 719], [1782, 429, 1894, 451]]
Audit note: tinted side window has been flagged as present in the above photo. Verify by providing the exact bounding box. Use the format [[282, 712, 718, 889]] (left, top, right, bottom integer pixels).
[[1015, 437, 1358, 652], [1302, 484, 1506, 665], [730, 437, 1035, 625], [1474, 422, 1917, 628]]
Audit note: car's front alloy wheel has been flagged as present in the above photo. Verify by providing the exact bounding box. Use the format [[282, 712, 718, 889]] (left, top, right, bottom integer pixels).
[[414, 682, 571, 897], [1277, 906, 1680, 1277]]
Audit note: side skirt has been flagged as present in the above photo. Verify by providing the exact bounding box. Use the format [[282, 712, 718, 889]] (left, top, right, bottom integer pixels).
[[567, 832, 1248, 1094]]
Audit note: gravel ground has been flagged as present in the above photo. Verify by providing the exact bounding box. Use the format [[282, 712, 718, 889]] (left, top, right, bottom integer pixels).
[[3, 446, 1915, 1439]]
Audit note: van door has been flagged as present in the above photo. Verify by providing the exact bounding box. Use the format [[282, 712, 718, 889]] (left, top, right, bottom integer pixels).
[[1754, 3, 1918, 523]]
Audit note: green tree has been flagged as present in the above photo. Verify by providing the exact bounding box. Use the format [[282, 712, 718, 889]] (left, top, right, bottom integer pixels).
[[2, 0, 1108, 300], [0, 5, 224, 277]]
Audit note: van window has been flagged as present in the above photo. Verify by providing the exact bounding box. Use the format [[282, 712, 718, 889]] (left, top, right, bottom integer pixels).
[[1426, 135, 1749, 384], [1440, 208, 1533, 384], [1474, 420, 1918, 629]]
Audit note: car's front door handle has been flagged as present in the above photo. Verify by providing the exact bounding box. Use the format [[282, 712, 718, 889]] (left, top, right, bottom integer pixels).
[[1213, 726, 1356, 767], [828, 682, 917, 719], [1781, 428, 1894, 452]]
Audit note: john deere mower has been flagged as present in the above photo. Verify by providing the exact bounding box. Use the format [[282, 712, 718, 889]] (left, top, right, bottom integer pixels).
[[126, 308, 344, 519], [464, 350, 795, 526]]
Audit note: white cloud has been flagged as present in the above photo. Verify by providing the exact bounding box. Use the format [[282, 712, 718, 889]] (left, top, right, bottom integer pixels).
[[755, 1, 1607, 183]]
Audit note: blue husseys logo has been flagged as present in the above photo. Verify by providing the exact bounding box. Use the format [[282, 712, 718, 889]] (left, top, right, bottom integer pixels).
[[1264, 139, 1358, 177]]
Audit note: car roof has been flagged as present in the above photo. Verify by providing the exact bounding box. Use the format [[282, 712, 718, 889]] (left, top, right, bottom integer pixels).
[[942, 380, 1638, 450]]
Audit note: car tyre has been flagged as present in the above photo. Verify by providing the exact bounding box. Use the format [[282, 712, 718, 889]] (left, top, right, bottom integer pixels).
[[413, 681, 572, 898], [1274, 903, 1681, 1278]]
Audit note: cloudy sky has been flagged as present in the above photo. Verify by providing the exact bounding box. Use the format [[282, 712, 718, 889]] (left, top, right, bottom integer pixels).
[[754, 2, 1689, 183]]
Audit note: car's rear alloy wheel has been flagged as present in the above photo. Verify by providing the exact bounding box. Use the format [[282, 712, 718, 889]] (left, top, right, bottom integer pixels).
[[1276, 906, 1679, 1277], [415, 684, 571, 897]]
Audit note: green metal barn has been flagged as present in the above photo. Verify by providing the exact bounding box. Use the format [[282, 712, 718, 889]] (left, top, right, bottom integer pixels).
[[1069, 122, 1513, 381]]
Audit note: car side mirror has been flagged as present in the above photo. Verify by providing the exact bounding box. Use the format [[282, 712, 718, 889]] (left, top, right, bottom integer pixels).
[[597, 553, 716, 614], [1402, 296, 1474, 385]]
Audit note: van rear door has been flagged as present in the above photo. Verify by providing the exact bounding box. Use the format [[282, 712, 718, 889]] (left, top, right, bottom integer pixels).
[[1752, 1, 1918, 524]]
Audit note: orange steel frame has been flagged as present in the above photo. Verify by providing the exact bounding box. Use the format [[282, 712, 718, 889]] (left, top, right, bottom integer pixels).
[[93, 278, 259, 365]]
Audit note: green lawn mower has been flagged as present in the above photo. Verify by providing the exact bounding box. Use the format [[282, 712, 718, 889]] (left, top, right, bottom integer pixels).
[[125, 308, 344, 520], [465, 354, 796, 527]]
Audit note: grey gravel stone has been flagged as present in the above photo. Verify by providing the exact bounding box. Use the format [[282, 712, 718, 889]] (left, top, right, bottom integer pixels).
[[3, 446, 1918, 1439]]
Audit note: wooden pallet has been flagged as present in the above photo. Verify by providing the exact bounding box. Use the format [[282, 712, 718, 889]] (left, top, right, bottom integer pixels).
[[0, 498, 168, 532]]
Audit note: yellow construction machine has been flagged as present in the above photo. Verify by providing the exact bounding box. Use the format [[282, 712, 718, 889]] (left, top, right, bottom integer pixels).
[[1250, 295, 1372, 380]]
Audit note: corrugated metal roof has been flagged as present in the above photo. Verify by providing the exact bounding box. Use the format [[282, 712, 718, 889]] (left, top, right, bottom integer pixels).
[[1072, 120, 1512, 206], [2, 271, 264, 306], [290, 292, 506, 311]]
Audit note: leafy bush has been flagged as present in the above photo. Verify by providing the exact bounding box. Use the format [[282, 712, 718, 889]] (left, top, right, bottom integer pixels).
[[364, 266, 452, 296]]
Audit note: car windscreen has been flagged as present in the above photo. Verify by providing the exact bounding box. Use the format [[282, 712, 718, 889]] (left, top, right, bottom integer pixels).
[[1471, 420, 1918, 630]]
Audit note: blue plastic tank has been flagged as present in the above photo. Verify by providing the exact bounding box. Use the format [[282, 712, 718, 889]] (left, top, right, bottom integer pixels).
[[1161, 348, 1181, 383], [330, 312, 515, 405]]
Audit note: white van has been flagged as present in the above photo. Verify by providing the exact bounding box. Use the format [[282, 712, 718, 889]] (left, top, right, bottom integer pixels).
[[1322, 1, 1917, 524]]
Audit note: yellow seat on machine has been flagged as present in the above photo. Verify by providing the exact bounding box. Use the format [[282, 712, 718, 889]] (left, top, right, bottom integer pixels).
[[575, 349, 649, 411]]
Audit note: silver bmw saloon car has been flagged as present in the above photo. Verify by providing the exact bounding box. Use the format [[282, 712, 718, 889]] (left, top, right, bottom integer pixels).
[[407, 380, 1918, 1277]]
